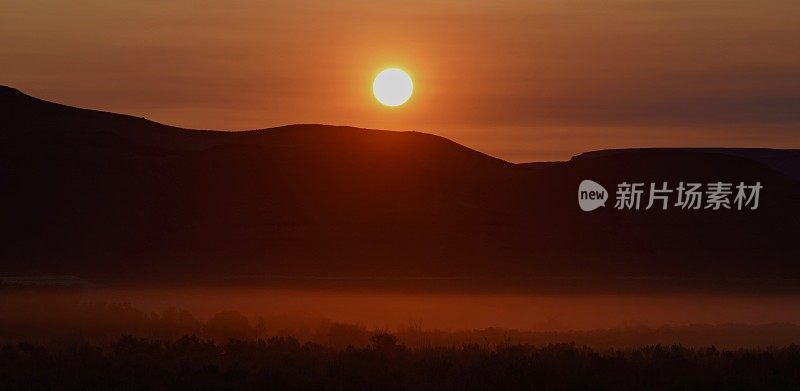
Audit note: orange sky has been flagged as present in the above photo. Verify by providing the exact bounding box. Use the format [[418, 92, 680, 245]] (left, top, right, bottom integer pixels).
[[2, 0, 799, 161]]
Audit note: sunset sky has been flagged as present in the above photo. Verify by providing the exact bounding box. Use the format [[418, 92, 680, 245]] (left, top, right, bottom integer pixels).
[[3, 0, 799, 161]]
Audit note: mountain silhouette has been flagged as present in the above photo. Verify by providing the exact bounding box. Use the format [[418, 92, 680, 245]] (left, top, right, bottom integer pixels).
[[2, 86, 799, 291]]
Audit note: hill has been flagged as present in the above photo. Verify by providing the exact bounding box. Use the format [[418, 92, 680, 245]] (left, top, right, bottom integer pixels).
[[1, 86, 799, 291]]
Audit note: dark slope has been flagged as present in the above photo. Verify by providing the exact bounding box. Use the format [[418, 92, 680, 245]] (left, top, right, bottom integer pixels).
[[569, 148, 800, 181], [1, 86, 799, 290], [0, 86, 526, 278]]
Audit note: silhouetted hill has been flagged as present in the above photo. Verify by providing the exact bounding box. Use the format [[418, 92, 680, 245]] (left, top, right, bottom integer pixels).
[[1, 86, 799, 291], [568, 148, 800, 180]]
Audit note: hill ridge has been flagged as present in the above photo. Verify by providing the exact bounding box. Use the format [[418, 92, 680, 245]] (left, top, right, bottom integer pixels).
[[1, 86, 799, 290]]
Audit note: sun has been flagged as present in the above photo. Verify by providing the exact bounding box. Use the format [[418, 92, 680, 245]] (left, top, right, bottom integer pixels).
[[373, 68, 413, 107]]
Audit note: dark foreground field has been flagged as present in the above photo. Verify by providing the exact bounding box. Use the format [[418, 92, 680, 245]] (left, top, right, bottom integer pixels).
[[3, 294, 800, 389], [3, 335, 800, 390]]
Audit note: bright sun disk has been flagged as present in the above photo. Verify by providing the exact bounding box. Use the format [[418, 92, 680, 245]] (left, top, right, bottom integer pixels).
[[373, 68, 413, 107]]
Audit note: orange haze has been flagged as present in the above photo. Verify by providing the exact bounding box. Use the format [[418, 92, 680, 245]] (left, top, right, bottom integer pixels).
[[2, 0, 799, 161]]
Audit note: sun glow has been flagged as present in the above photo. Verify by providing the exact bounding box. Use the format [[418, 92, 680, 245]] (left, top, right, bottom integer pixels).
[[373, 68, 413, 107]]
